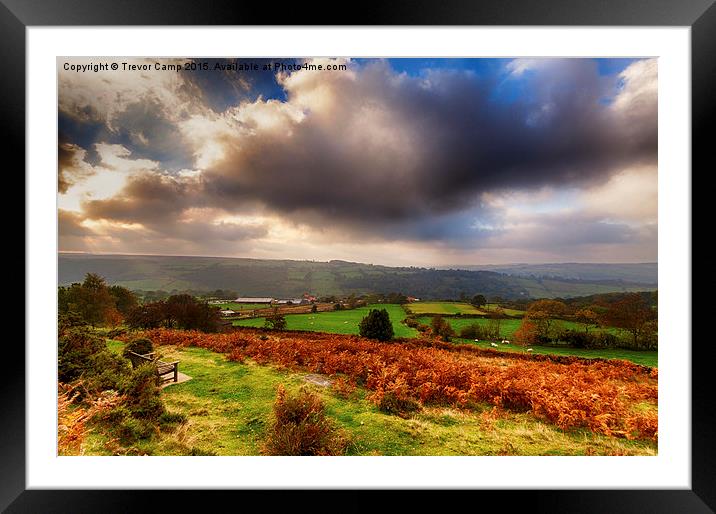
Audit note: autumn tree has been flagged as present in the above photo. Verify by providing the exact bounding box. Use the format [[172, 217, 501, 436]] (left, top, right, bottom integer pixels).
[[126, 302, 166, 329], [574, 308, 600, 334], [525, 299, 568, 340], [430, 315, 455, 342], [58, 273, 115, 326], [126, 295, 221, 332], [514, 319, 539, 347], [109, 285, 139, 315], [603, 293, 656, 348]]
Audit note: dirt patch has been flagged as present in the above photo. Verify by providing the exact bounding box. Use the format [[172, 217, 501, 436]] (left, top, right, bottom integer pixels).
[[303, 373, 334, 387]]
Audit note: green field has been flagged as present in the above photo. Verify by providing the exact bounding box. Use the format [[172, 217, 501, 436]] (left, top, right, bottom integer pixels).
[[94, 340, 655, 456], [233, 304, 417, 338], [417, 316, 523, 338], [453, 338, 656, 367], [417, 316, 625, 339], [415, 316, 655, 367], [407, 302, 486, 315], [484, 303, 525, 317]]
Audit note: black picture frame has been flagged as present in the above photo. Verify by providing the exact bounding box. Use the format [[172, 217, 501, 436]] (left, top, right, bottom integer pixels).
[[5, 0, 711, 511]]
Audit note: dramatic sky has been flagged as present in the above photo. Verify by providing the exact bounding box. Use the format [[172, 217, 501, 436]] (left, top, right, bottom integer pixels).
[[58, 57, 657, 266]]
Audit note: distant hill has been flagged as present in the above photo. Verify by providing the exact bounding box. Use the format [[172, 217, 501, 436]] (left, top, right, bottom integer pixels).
[[443, 262, 657, 285], [58, 253, 657, 300]]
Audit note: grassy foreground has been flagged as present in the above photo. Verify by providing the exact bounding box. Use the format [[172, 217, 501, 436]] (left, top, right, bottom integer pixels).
[[89, 340, 657, 456]]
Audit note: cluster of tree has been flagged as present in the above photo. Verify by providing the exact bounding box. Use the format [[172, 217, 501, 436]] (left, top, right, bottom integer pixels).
[[203, 289, 239, 300], [459, 322, 500, 341], [134, 288, 239, 303], [516, 293, 657, 350], [58, 273, 138, 327], [360, 292, 410, 305], [337, 268, 527, 300], [126, 294, 222, 332], [319, 292, 403, 307]]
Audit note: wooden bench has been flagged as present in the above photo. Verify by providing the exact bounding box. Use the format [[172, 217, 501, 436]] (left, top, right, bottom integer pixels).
[[127, 351, 180, 384]]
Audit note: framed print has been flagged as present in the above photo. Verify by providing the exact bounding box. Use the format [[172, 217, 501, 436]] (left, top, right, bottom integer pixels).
[[6, 0, 713, 511]]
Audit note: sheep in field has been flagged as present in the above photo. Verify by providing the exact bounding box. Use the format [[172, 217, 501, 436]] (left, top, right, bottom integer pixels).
[[490, 342, 499, 347], [527, 348, 533, 352]]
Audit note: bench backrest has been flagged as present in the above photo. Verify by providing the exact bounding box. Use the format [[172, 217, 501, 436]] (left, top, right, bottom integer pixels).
[[126, 351, 179, 383], [127, 351, 156, 367]]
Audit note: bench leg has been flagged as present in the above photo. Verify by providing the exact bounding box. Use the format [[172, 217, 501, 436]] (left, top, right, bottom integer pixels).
[[174, 364, 178, 383]]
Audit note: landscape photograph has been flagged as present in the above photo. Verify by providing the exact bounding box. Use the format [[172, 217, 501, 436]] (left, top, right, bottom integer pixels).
[[57, 57, 658, 457]]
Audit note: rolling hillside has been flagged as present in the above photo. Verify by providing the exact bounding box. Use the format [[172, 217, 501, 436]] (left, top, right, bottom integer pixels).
[[58, 253, 656, 300]]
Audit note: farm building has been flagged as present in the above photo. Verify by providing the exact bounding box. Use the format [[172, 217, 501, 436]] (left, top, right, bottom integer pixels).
[[276, 298, 307, 305], [219, 309, 236, 316], [233, 297, 274, 304]]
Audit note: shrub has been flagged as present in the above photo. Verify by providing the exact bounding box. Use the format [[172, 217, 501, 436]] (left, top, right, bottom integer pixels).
[[459, 323, 499, 340], [404, 317, 420, 328], [358, 309, 394, 341], [311, 304, 318, 313], [159, 411, 188, 425], [106, 327, 128, 339], [122, 337, 154, 359], [94, 405, 131, 425], [375, 390, 420, 417], [431, 315, 455, 342], [262, 385, 347, 456], [122, 364, 165, 421], [58, 326, 105, 383], [158, 411, 188, 431], [333, 303, 344, 311], [331, 376, 357, 399], [264, 312, 287, 330], [118, 417, 156, 442], [85, 350, 131, 393], [558, 330, 623, 349]]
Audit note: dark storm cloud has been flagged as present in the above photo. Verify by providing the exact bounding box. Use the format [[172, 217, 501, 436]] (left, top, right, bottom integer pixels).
[[201, 59, 656, 232], [59, 58, 657, 258]]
